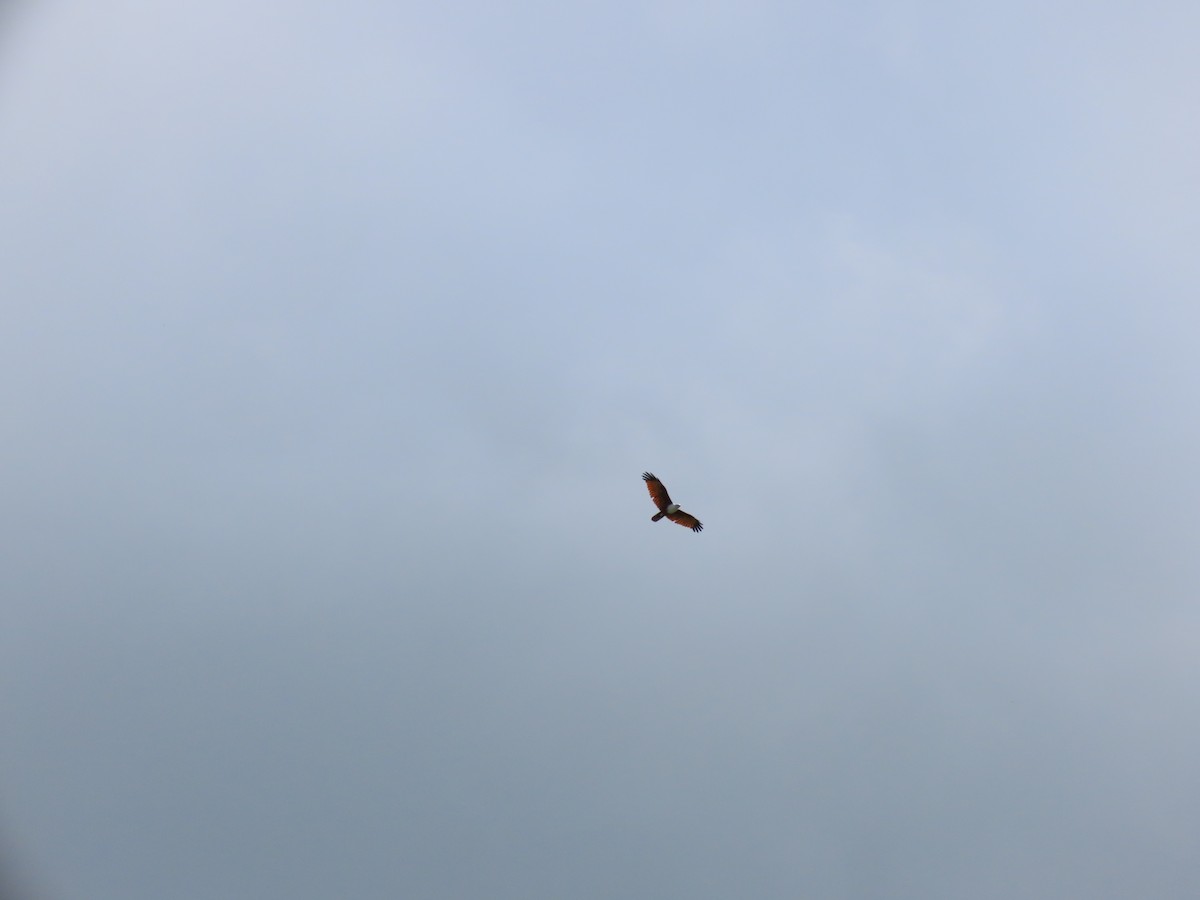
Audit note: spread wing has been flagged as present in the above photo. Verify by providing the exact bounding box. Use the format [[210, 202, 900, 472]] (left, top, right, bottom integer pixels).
[[642, 472, 672, 512], [667, 510, 703, 532]]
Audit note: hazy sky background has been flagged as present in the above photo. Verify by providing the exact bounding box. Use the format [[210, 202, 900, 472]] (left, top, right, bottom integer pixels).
[[3, 2, 1199, 898]]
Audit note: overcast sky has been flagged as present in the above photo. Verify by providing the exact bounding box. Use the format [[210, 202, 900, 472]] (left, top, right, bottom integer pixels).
[[3, 2, 1199, 898]]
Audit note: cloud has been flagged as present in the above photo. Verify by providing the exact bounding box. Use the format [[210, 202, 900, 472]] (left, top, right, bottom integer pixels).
[[3, 2, 1199, 898]]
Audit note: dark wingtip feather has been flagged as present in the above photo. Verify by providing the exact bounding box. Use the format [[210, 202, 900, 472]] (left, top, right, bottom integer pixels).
[[642, 472, 656, 481]]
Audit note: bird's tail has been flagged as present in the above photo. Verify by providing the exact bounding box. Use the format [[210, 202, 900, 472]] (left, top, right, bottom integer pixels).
[[651, 511, 665, 521]]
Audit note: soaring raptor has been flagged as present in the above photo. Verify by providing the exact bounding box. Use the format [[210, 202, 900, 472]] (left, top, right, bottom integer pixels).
[[642, 472, 703, 532]]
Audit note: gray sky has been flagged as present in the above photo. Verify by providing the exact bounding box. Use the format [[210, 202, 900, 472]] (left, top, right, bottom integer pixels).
[[3, 2, 1199, 898]]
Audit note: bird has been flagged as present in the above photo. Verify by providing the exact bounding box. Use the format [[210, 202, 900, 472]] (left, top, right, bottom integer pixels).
[[642, 472, 703, 532]]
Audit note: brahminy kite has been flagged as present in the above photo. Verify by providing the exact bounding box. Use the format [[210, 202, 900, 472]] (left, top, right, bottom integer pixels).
[[642, 472, 703, 532]]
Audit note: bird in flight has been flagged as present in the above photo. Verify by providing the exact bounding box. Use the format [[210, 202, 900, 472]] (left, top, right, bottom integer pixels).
[[642, 472, 703, 532]]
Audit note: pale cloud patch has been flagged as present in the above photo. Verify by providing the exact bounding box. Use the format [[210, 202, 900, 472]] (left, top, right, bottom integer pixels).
[[646, 0, 773, 52], [821, 216, 1006, 383], [701, 215, 1011, 425]]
